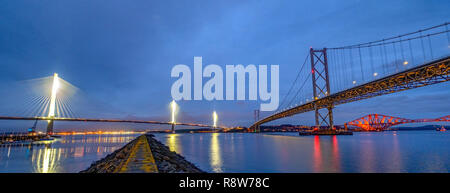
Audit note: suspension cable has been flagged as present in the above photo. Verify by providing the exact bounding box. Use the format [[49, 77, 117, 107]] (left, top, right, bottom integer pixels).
[[428, 35, 434, 59], [329, 22, 449, 50], [278, 55, 309, 109], [286, 73, 311, 108], [358, 47, 365, 82]]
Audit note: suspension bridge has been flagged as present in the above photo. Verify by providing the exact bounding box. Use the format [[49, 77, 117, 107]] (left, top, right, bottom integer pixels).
[[251, 22, 450, 132], [345, 114, 450, 131]]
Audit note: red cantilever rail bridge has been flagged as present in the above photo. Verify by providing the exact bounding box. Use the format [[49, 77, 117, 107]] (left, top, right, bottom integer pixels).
[[345, 114, 450, 131], [0, 116, 227, 130]]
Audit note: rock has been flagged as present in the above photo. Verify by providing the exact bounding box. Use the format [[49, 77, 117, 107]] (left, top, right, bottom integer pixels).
[[80, 134, 204, 173]]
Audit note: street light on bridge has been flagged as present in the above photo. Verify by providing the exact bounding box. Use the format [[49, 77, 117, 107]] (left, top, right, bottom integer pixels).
[[171, 100, 177, 124]]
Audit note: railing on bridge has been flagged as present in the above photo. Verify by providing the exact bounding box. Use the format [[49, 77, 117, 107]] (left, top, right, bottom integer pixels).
[[252, 22, 450, 131]]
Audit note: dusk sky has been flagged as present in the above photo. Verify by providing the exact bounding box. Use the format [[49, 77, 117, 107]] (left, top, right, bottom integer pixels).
[[0, 0, 449, 130]]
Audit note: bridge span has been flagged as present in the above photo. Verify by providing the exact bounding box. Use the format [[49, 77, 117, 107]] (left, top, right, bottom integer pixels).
[[0, 116, 227, 132]]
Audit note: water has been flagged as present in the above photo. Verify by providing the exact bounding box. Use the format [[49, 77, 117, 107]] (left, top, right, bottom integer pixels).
[[0, 134, 140, 173], [154, 131, 450, 173], [0, 131, 448, 173]]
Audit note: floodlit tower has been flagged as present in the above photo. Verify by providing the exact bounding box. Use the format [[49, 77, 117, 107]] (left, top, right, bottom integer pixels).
[[47, 73, 60, 135], [170, 100, 177, 133], [213, 111, 218, 129]]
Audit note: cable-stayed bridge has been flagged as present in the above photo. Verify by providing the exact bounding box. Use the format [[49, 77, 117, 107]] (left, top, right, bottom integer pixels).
[[0, 74, 225, 134], [251, 23, 450, 131]]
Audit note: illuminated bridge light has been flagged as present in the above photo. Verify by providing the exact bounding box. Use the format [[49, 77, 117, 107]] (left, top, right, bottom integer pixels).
[[373, 72, 378, 77], [170, 100, 177, 124], [48, 73, 60, 118], [352, 80, 356, 84], [213, 111, 218, 128], [403, 61, 408, 65]]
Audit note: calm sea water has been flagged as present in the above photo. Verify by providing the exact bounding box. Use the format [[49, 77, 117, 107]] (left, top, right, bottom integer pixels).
[[0, 134, 140, 173], [0, 131, 449, 173]]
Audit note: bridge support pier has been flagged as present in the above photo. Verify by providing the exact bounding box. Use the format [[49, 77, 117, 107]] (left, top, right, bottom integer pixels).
[[46, 120, 54, 135], [249, 124, 260, 133], [171, 123, 175, 133], [328, 105, 334, 130], [310, 48, 334, 130]]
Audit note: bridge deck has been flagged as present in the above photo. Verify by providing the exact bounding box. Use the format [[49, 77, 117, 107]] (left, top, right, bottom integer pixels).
[[115, 135, 159, 173]]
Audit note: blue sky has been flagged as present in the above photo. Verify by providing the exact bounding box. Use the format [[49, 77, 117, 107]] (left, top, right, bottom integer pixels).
[[0, 0, 449, 130]]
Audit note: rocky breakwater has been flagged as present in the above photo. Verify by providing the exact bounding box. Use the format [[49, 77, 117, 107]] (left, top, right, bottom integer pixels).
[[81, 134, 204, 173], [145, 134, 204, 173]]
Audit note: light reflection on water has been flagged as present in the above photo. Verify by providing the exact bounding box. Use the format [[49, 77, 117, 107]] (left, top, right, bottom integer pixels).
[[210, 133, 223, 172], [154, 131, 450, 173], [165, 132, 224, 172], [0, 134, 139, 173]]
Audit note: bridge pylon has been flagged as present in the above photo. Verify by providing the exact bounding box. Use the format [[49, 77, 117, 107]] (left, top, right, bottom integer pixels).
[[253, 124, 260, 133], [310, 48, 334, 130], [254, 110, 260, 132], [46, 73, 59, 136]]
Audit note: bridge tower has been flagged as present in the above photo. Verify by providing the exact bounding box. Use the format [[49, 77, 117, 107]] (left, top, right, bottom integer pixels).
[[310, 48, 334, 130], [46, 73, 60, 135]]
